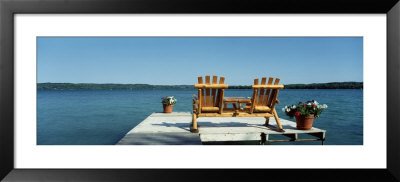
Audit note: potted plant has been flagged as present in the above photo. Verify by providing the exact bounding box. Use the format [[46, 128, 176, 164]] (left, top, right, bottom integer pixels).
[[282, 100, 327, 130], [161, 96, 177, 113]]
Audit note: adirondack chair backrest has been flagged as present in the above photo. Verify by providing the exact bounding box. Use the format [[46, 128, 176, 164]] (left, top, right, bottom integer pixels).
[[195, 75, 228, 108], [250, 77, 284, 113]]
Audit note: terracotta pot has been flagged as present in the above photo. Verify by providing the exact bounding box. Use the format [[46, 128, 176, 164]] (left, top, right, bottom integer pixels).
[[163, 104, 174, 113], [295, 114, 315, 130]]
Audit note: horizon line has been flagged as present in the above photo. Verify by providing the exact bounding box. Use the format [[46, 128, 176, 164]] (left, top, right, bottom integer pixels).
[[37, 81, 364, 85]]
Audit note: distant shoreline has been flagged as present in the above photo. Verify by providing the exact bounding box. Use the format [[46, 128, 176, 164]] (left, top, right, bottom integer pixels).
[[37, 82, 363, 90]]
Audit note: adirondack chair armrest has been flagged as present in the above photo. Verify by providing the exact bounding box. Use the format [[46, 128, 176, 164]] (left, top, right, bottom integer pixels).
[[251, 85, 284, 89], [194, 84, 229, 89]]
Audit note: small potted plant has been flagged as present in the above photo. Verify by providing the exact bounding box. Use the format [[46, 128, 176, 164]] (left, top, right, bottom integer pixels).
[[282, 100, 327, 130], [161, 96, 177, 113]]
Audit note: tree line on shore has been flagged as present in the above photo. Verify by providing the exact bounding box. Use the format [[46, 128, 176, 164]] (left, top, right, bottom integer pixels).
[[230, 82, 363, 89], [37, 82, 363, 90]]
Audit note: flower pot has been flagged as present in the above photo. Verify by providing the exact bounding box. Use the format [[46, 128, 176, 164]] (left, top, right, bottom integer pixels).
[[295, 114, 315, 130], [163, 104, 174, 113]]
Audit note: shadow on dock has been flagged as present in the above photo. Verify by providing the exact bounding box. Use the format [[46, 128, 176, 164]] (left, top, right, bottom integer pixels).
[[117, 132, 202, 145], [151, 122, 191, 132]]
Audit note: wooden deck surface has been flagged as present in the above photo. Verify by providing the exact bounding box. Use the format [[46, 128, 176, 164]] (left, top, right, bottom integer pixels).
[[117, 112, 326, 145]]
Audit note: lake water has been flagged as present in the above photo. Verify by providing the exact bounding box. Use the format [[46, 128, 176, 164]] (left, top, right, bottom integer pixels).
[[37, 89, 363, 145]]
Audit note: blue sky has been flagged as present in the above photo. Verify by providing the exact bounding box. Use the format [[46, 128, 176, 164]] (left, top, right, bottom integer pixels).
[[37, 37, 362, 85]]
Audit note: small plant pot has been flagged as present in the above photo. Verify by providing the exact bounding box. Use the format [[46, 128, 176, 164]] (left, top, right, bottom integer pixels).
[[163, 104, 174, 113], [295, 114, 315, 130]]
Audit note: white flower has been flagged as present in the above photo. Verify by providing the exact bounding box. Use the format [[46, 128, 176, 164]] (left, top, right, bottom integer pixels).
[[162, 96, 177, 105], [314, 100, 319, 105], [292, 105, 296, 109], [307, 103, 312, 106]]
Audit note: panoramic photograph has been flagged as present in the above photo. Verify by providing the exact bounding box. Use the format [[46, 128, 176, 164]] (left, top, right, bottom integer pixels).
[[37, 37, 363, 145]]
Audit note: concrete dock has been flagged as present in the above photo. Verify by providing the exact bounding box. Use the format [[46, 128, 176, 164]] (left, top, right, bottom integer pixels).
[[117, 112, 326, 145]]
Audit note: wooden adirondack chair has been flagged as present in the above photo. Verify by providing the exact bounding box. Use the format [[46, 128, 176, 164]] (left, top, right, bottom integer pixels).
[[192, 75, 227, 133], [192, 76, 284, 133], [245, 77, 284, 131]]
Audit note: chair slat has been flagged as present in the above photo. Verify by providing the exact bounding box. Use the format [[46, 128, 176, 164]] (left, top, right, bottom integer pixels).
[[198, 77, 203, 84], [211, 75, 218, 106], [267, 78, 280, 107], [218, 89, 225, 114], [258, 77, 267, 105], [215, 77, 225, 107], [263, 77, 274, 106], [250, 78, 259, 113], [205, 75, 211, 106], [269, 78, 281, 110]]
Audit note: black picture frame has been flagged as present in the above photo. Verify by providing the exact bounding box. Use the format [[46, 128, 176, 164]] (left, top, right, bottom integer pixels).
[[1, 0, 399, 181]]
